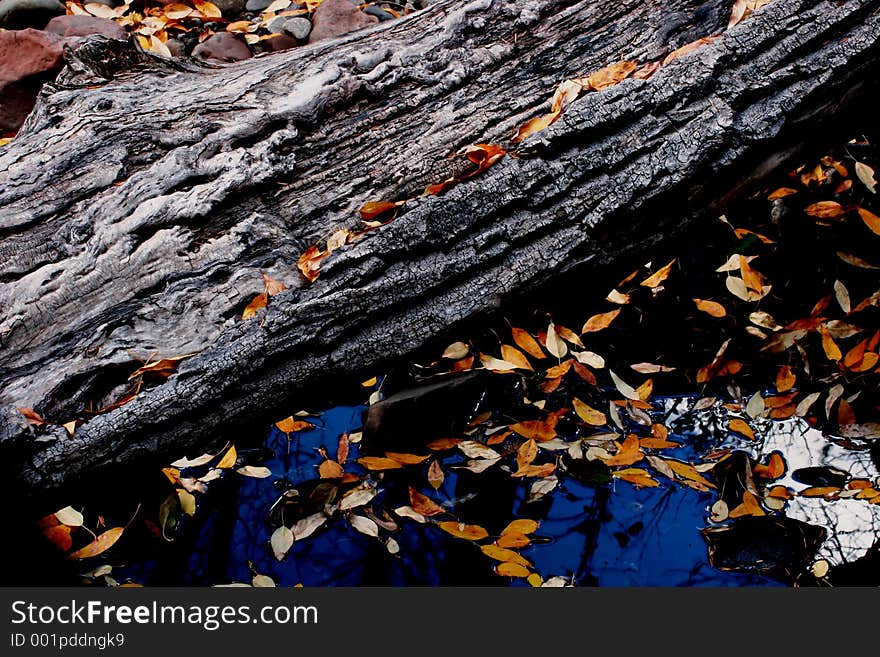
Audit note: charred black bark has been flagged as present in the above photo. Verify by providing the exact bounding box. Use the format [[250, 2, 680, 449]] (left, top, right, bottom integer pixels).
[[2, 0, 880, 500]]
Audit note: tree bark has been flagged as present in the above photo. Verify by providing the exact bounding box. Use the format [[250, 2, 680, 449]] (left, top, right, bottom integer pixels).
[[1, 0, 879, 498]]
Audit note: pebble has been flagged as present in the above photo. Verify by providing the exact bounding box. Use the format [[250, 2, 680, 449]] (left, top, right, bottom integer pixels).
[[308, 0, 377, 44], [0, 28, 66, 132], [192, 32, 252, 62], [0, 0, 64, 30], [282, 16, 311, 41], [363, 5, 394, 22], [44, 15, 127, 40]]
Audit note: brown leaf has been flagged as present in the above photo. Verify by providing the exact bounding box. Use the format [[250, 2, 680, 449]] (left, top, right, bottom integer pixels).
[[409, 487, 445, 517], [517, 439, 538, 470], [336, 433, 350, 464], [18, 407, 45, 426], [729, 491, 765, 517], [129, 353, 195, 380], [581, 309, 621, 333], [385, 452, 429, 465], [512, 463, 557, 478], [359, 200, 402, 222], [600, 434, 643, 466], [511, 113, 556, 144], [509, 420, 557, 442], [426, 438, 463, 450], [662, 36, 719, 65], [297, 244, 329, 283], [582, 60, 638, 90], [357, 456, 405, 471], [613, 468, 659, 488], [427, 460, 444, 490]]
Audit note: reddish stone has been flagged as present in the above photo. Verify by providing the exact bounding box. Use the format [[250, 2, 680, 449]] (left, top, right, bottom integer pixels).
[[0, 28, 66, 132], [258, 34, 298, 53], [308, 0, 377, 44], [192, 32, 252, 62], [44, 15, 127, 40]]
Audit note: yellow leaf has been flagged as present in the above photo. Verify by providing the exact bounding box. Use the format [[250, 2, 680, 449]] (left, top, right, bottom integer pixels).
[[216, 445, 237, 469], [729, 491, 765, 517], [385, 452, 429, 465], [438, 522, 488, 541], [805, 201, 844, 218], [663, 459, 716, 489], [69, 527, 124, 560], [501, 519, 539, 536], [495, 562, 531, 578], [820, 327, 842, 361], [767, 187, 797, 200], [572, 398, 606, 425], [517, 439, 538, 470], [509, 420, 557, 442], [481, 545, 531, 567], [496, 532, 530, 548], [600, 434, 643, 466]]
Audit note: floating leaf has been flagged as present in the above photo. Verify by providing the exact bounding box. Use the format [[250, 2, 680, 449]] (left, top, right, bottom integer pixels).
[[358, 456, 405, 471], [275, 417, 314, 434], [442, 341, 469, 359], [69, 527, 124, 560], [640, 259, 675, 288], [500, 345, 534, 370], [438, 522, 489, 541], [495, 562, 531, 578], [805, 201, 844, 218], [350, 515, 380, 538], [502, 519, 539, 536], [270, 526, 294, 561], [693, 298, 726, 317], [242, 292, 268, 320], [177, 490, 196, 516], [216, 445, 237, 469], [427, 460, 444, 490], [609, 370, 640, 401], [236, 466, 272, 478], [613, 468, 659, 488], [318, 460, 344, 479], [728, 418, 755, 440], [572, 398, 606, 425], [582, 309, 620, 333], [511, 328, 546, 359], [545, 322, 567, 358], [409, 487, 445, 517], [855, 162, 877, 193], [481, 545, 531, 567], [776, 366, 796, 393], [857, 207, 880, 235]]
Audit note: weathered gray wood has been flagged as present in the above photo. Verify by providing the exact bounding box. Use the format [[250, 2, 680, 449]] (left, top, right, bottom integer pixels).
[[1, 0, 879, 498]]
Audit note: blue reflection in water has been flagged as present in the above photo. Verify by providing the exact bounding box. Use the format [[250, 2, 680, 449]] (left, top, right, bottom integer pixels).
[[124, 401, 780, 586]]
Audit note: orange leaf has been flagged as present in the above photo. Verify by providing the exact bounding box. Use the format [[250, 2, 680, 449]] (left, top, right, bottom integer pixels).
[[511, 328, 546, 359], [509, 420, 557, 442], [640, 259, 676, 288], [359, 201, 402, 222], [496, 532, 530, 548], [768, 187, 797, 200], [728, 418, 755, 440], [18, 407, 45, 426], [216, 445, 237, 469], [753, 452, 785, 480], [511, 113, 556, 144], [68, 527, 124, 560], [501, 344, 534, 370], [613, 468, 659, 488], [663, 459, 716, 489], [297, 244, 329, 283], [820, 327, 842, 361], [426, 438, 463, 450], [318, 460, 344, 479], [512, 462, 557, 478], [857, 207, 880, 235], [583, 60, 638, 90], [729, 492, 765, 517], [357, 456, 405, 471], [805, 201, 844, 218], [385, 452, 429, 465], [600, 434, 643, 467], [275, 417, 315, 434], [481, 545, 531, 567], [800, 486, 841, 498], [242, 292, 267, 320], [693, 298, 726, 317], [662, 36, 719, 65], [581, 309, 620, 333], [502, 519, 539, 535], [44, 525, 73, 551], [438, 522, 488, 541]]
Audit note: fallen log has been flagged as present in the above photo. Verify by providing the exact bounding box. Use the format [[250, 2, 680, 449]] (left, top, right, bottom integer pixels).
[[2, 0, 880, 499]]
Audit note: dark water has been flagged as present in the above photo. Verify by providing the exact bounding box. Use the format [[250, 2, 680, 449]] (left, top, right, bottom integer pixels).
[[111, 399, 830, 587]]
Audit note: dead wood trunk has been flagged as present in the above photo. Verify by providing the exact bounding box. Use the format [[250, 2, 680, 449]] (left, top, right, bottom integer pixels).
[[2, 0, 880, 499]]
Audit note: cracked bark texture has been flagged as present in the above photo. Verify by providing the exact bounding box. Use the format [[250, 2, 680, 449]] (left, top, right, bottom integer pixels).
[[1, 0, 879, 498]]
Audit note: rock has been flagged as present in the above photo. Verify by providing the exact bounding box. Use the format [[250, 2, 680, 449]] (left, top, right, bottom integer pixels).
[[191, 32, 252, 62], [258, 33, 297, 52], [209, 0, 247, 18], [308, 0, 377, 44], [44, 15, 127, 40], [0, 0, 63, 29], [244, 0, 273, 10], [0, 28, 66, 132], [281, 16, 310, 40], [363, 5, 394, 21], [701, 516, 826, 581], [165, 37, 185, 58], [266, 15, 285, 33]]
